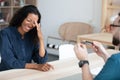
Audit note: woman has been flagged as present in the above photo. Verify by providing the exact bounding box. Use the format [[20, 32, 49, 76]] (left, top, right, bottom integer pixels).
[[0, 5, 53, 71]]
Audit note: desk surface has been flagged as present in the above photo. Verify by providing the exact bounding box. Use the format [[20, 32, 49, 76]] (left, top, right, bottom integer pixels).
[[77, 32, 113, 46], [0, 49, 119, 80]]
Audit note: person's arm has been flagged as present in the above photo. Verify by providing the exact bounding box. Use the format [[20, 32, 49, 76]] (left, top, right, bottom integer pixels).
[[31, 47, 54, 71], [35, 22, 45, 57], [32, 46, 48, 64], [74, 43, 94, 80], [92, 41, 110, 62], [81, 64, 93, 80], [39, 38, 45, 57], [31, 22, 54, 71]]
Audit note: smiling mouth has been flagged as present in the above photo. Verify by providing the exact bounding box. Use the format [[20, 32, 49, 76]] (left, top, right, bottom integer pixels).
[[28, 25, 33, 28]]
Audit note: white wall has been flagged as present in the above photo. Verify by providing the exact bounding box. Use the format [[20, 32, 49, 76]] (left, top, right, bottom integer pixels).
[[37, 0, 102, 45]]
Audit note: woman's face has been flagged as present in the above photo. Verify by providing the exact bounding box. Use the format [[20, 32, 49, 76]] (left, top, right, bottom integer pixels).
[[20, 13, 39, 34]]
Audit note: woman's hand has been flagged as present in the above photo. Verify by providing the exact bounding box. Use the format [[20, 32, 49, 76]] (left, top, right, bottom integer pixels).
[[34, 21, 45, 57], [92, 41, 110, 62], [74, 43, 88, 60], [36, 63, 54, 72], [35, 21, 43, 40], [25, 63, 54, 72]]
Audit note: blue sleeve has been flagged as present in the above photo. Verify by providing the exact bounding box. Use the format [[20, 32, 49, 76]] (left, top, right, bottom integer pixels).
[[94, 55, 120, 80], [0, 31, 26, 69], [32, 44, 48, 64]]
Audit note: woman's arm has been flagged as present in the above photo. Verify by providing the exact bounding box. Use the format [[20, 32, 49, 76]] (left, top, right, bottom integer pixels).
[[35, 22, 45, 57]]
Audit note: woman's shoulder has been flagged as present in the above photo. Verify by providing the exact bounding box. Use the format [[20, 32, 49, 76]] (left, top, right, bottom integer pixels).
[[0, 27, 16, 33]]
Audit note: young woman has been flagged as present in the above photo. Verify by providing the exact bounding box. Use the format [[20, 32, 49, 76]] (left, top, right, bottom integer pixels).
[[0, 5, 53, 71]]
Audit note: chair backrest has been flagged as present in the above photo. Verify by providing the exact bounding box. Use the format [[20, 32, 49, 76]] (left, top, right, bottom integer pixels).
[[59, 22, 93, 42], [59, 44, 76, 60]]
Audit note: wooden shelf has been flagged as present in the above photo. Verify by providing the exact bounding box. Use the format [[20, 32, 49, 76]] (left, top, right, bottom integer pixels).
[[101, 0, 120, 32], [107, 5, 120, 9]]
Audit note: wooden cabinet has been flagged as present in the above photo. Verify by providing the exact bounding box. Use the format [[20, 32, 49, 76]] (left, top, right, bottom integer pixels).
[[101, 0, 120, 32], [0, 0, 36, 30]]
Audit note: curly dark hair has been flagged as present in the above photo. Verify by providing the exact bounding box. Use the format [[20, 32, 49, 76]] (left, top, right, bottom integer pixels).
[[9, 5, 41, 44]]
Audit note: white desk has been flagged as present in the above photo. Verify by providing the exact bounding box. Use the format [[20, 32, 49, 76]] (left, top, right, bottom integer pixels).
[[0, 49, 119, 80]]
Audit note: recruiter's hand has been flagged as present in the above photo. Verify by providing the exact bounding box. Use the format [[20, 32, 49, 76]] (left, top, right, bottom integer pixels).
[[92, 41, 110, 61], [36, 63, 54, 72], [74, 43, 88, 60]]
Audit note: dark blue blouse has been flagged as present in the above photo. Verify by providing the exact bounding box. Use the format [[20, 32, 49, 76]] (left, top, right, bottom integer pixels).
[[0, 27, 48, 71]]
